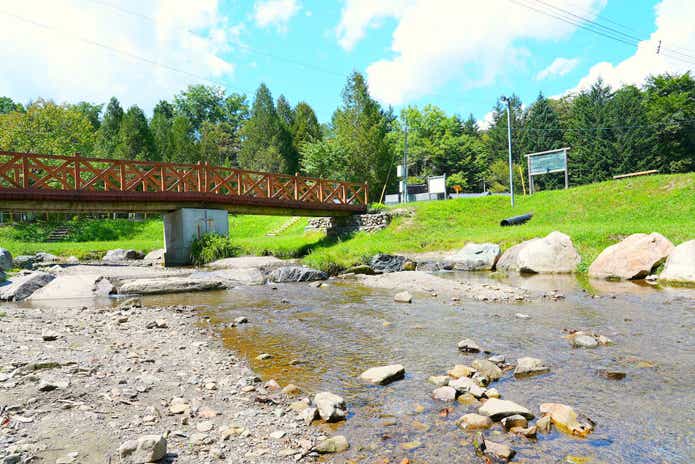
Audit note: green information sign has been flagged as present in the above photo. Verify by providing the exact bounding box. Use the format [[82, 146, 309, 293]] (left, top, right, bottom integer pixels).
[[528, 151, 565, 175]]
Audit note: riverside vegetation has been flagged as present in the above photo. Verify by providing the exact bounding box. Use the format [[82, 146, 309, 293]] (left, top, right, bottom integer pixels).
[[1, 172, 693, 273]]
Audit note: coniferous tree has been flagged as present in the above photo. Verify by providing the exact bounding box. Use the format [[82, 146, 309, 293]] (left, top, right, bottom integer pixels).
[[115, 105, 154, 160], [462, 113, 479, 137], [97, 97, 124, 156], [607, 85, 655, 174], [291, 101, 322, 165], [169, 114, 197, 163]]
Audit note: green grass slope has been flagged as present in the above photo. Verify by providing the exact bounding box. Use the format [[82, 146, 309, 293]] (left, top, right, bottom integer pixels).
[[0, 173, 693, 272]]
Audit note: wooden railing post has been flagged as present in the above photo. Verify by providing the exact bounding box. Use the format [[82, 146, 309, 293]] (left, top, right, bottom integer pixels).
[[119, 161, 126, 191], [74, 153, 81, 190], [197, 161, 202, 192], [319, 181, 324, 203], [160, 165, 165, 192], [364, 182, 369, 206], [266, 175, 271, 198], [21, 154, 29, 189], [341, 184, 346, 204], [293, 173, 298, 200], [203, 162, 209, 193]]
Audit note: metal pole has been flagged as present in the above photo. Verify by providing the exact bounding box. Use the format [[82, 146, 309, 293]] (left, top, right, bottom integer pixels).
[[402, 117, 408, 203], [564, 149, 569, 189], [505, 99, 515, 207]]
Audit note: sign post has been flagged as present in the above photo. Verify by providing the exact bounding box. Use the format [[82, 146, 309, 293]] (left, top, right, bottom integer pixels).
[[525, 147, 570, 194]]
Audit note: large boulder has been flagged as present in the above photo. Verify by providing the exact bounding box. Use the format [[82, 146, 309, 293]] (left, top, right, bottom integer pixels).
[[267, 266, 327, 283], [28, 275, 114, 300], [13, 255, 36, 270], [119, 277, 223, 295], [497, 231, 580, 274], [143, 249, 165, 265], [659, 240, 695, 284], [0, 248, 13, 271], [103, 249, 145, 262], [33, 252, 59, 264], [0, 271, 55, 301], [313, 392, 347, 422], [444, 243, 501, 271], [588, 233, 674, 280], [369, 254, 407, 273], [189, 268, 265, 287], [359, 364, 405, 385]]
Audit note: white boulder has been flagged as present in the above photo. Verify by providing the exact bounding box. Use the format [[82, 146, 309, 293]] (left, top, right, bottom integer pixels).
[[588, 233, 674, 280], [444, 243, 501, 271], [497, 231, 580, 274], [659, 240, 695, 284]]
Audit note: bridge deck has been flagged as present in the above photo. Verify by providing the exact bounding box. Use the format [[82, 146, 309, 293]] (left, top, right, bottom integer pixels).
[[0, 151, 368, 216]]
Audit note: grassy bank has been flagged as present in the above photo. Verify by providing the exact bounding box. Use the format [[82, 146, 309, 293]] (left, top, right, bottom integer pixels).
[[1, 173, 693, 272]]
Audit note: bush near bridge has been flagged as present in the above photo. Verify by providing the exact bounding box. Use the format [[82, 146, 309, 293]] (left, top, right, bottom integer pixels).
[[0, 173, 693, 273]]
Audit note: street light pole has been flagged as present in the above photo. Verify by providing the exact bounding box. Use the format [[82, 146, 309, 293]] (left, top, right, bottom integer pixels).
[[501, 96, 515, 208], [402, 116, 409, 203]]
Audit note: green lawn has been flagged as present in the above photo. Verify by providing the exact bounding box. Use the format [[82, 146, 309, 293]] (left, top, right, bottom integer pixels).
[[1, 173, 693, 272]]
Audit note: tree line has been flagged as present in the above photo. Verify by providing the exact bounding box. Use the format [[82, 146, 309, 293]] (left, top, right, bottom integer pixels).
[[1, 71, 693, 198]]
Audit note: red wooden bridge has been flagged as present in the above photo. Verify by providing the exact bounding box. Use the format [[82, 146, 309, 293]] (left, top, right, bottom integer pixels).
[[0, 151, 368, 216]]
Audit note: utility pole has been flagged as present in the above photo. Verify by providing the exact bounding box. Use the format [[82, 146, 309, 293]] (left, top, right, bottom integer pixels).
[[402, 116, 409, 203], [500, 96, 515, 207]]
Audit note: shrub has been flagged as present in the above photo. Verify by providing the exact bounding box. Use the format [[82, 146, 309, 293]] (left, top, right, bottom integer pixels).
[[190, 233, 240, 265]]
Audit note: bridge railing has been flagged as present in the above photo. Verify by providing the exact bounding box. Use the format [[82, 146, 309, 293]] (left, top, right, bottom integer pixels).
[[0, 151, 368, 208]]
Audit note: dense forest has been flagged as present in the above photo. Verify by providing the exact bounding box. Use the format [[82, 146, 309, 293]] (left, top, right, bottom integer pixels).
[[1, 71, 693, 198]]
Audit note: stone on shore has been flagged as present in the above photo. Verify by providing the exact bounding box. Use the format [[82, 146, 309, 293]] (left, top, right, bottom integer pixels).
[[539, 403, 593, 437], [457, 413, 492, 431], [267, 266, 328, 283], [359, 364, 405, 385], [370, 254, 407, 273], [444, 243, 501, 271], [497, 231, 581, 274], [189, 269, 265, 287], [457, 339, 481, 353], [659, 240, 695, 284], [118, 434, 167, 463], [315, 435, 349, 454], [143, 249, 165, 265], [13, 255, 35, 270], [314, 392, 347, 422], [0, 271, 55, 301], [0, 248, 12, 271], [393, 291, 412, 303], [588, 232, 674, 280], [103, 249, 145, 261], [118, 277, 223, 295], [478, 398, 534, 421], [34, 252, 59, 264], [28, 274, 114, 300], [472, 359, 502, 381], [514, 357, 550, 377]]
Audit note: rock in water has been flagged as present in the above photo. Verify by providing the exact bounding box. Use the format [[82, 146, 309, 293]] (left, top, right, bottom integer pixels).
[[118, 277, 223, 295], [501, 414, 528, 430], [0, 248, 13, 271], [143, 248, 165, 265], [370, 254, 407, 273], [457, 339, 481, 353], [659, 240, 695, 284], [428, 375, 450, 386], [447, 364, 475, 378], [267, 266, 328, 282], [514, 357, 550, 376], [539, 403, 594, 437], [497, 231, 581, 274], [457, 413, 492, 431], [444, 243, 501, 271], [315, 435, 349, 454], [314, 392, 347, 422], [432, 386, 457, 402], [0, 271, 55, 301], [478, 398, 534, 421], [449, 377, 486, 398], [588, 232, 674, 280], [359, 364, 405, 385], [472, 359, 502, 381], [119, 434, 167, 463], [393, 291, 412, 303], [570, 334, 599, 349], [103, 249, 145, 261], [481, 438, 516, 462]]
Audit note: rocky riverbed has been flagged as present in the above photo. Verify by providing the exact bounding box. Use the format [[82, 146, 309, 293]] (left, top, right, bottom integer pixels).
[[0, 298, 329, 463]]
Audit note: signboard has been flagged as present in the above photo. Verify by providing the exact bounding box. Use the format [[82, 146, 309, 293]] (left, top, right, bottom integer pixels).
[[528, 151, 565, 175], [427, 175, 446, 194]]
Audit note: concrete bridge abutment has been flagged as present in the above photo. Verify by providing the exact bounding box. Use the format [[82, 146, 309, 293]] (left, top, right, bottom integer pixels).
[[163, 208, 229, 266]]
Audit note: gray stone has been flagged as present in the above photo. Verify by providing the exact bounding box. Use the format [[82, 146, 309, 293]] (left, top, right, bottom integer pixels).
[[369, 254, 407, 273], [190, 268, 265, 286], [449, 376, 486, 398], [299, 407, 318, 425], [472, 359, 502, 381], [0, 248, 12, 271], [34, 252, 59, 263], [3, 454, 21, 464], [457, 413, 492, 431], [481, 438, 516, 462], [444, 243, 501, 271], [41, 329, 60, 341], [343, 264, 375, 275], [497, 231, 581, 274], [118, 277, 223, 295], [143, 249, 165, 265], [314, 392, 347, 422], [514, 357, 550, 376], [38, 376, 70, 392], [589, 232, 674, 280], [432, 386, 457, 402], [659, 240, 695, 284], [267, 266, 328, 283], [13, 255, 36, 269], [315, 435, 349, 454], [427, 375, 450, 387], [501, 414, 528, 430], [457, 338, 481, 353], [359, 364, 405, 385], [28, 274, 114, 300], [478, 398, 534, 421], [393, 291, 412, 303], [119, 434, 167, 463], [571, 334, 599, 348], [415, 261, 454, 272], [103, 248, 145, 261], [0, 271, 55, 301]]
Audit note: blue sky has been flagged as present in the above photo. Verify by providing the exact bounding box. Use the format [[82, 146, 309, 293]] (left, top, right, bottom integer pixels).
[[1, 0, 693, 125]]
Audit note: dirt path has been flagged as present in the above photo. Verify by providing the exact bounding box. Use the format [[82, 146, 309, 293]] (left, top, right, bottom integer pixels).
[[0, 299, 326, 463]]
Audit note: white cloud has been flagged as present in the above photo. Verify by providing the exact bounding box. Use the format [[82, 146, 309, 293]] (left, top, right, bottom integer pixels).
[[254, 0, 300, 32], [479, 111, 496, 131], [336, 0, 605, 105], [568, 0, 695, 94], [0, 0, 234, 113], [536, 57, 579, 80]]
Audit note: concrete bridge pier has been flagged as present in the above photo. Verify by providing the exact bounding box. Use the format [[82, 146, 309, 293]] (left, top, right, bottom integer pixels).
[[163, 208, 229, 266]]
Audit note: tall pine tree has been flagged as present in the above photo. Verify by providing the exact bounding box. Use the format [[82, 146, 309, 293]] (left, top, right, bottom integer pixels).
[[97, 97, 123, 156], [115, 105, 154, 160]]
